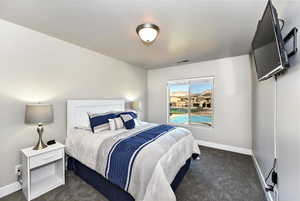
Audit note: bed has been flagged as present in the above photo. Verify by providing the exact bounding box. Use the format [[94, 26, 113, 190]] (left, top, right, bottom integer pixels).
[[65, 99, 200, 201]]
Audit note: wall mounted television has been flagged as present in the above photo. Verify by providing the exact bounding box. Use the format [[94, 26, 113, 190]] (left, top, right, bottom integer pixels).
[[252, 0, 289, 81]]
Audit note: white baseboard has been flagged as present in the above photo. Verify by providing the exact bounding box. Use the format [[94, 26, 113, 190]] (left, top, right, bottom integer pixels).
[[252, 155, 274, 201], [196, 140, 253, 155], [0, 181, 21, 198]]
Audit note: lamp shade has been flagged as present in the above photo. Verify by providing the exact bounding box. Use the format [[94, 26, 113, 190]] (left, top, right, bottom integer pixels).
[[25, 104, 53, 124], [130, 101, 141, 111]]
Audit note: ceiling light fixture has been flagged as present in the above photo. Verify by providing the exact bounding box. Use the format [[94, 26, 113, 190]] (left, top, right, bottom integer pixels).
[[136, 23, 160, 45]]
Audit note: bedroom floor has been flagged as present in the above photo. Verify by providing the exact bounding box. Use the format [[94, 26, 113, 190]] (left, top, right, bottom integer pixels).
[[1, 146, 266, 201]]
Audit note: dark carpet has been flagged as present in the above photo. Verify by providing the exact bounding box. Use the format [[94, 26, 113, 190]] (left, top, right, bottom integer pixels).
[[1, 146, 266, 201]]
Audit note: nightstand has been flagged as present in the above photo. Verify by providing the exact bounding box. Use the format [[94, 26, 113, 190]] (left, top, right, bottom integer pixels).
[[21, 142, 65, 201]]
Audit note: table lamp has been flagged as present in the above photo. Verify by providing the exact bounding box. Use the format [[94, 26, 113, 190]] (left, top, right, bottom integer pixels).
[[25, 104, 53, 150], [130, 101, 141, 111]]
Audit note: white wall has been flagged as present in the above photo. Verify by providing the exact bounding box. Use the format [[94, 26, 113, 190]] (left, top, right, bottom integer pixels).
[[252, 76, 276, 174], [147, 55, 252, 149], [0, 19, 147, 188], [275, 4, 300, 201], [251, 71, 276, 200], [252, 1, 300, 201]]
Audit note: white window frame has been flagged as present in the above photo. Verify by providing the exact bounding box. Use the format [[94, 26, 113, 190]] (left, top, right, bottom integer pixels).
[[167, 76, 215, 128]]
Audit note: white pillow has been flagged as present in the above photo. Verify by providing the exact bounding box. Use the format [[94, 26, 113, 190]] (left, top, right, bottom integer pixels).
[[109, 119, 116, 130], [115, 117, 124, 129]]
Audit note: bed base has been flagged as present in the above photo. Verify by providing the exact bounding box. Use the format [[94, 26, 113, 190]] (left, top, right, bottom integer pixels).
[[67, 156, 192, 201]]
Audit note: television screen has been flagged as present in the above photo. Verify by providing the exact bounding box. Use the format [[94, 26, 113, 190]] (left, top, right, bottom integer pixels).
[[252, 1, 289, 81]]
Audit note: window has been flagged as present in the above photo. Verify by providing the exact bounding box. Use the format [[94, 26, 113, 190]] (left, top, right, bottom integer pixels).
[[167, 77, 214, 127]]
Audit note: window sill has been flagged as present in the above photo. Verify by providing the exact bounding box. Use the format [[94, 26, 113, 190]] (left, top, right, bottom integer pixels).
[[167, 122, 213, 129]]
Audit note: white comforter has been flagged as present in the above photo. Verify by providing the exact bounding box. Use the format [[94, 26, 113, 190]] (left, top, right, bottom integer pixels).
[[66, 122, 200, 201]]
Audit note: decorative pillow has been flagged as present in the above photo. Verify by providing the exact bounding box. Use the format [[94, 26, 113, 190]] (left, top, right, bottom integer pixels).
[[88, 112, 116, 133], [108, 117, 124, 130], [108, 119, 116, 131], [114, 117, 124, 129], [116, 111, 137, 119], [120, 114, 135, 129]]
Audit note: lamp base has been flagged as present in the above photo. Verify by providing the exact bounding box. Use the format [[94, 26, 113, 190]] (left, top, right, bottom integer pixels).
[[33, 139, 47, 150], [33, 124, 48, 150]]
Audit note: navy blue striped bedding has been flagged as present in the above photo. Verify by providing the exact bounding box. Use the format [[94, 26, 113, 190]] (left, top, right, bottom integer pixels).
[[105, 124, 175, 190]]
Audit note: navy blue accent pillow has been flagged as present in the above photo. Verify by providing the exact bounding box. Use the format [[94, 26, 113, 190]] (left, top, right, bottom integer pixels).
[[120, 114, 135, 129], [124, 119, 135, 129], [116, 111, 137, 119], [88, 113, 116, 133]]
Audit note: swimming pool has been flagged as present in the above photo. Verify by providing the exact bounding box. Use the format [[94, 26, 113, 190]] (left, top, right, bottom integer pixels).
[[169, 115, 212, 124]]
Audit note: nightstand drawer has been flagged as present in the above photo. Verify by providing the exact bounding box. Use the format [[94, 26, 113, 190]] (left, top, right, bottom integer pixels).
[[30, 149, 63, 169]]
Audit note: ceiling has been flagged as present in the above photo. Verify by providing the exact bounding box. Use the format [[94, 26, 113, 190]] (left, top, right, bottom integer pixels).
[[0, 0, 285, 68]]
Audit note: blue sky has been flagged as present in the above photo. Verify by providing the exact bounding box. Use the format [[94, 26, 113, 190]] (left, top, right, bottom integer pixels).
[[170, 83, 212, 94]]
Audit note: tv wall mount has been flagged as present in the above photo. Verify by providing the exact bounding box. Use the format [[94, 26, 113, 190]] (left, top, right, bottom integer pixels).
[[283, 27, 298, 58]]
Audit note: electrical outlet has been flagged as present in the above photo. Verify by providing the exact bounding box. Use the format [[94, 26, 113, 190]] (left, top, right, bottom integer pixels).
[[15, 164, 22, 175]]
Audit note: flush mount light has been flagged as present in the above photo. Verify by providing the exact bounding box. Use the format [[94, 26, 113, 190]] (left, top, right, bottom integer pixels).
[[136, 23, 160, 44]]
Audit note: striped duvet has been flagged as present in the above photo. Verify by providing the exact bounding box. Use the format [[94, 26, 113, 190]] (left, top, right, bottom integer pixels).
[[95, 124, 200, 201]]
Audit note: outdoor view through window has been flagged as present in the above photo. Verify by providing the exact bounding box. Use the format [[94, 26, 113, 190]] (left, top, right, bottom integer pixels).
[[168, 77, 214, 126]]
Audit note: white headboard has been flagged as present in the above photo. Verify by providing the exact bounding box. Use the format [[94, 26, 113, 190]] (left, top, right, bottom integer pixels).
[[67, 99, 125, 136]]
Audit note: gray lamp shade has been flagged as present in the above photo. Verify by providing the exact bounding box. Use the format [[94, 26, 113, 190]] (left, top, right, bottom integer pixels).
[[129, 101, 141, 111], [25, 104, 54, 125]]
